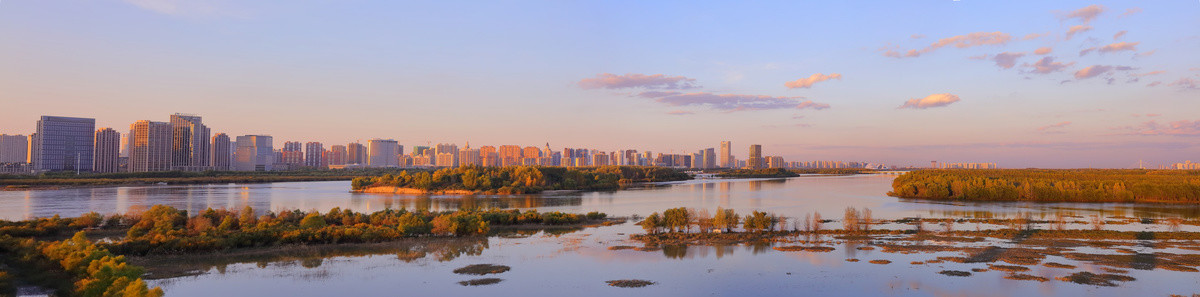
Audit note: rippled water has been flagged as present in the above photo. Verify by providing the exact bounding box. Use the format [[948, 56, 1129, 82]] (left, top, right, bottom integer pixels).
[[5, 175, 1200, 296]]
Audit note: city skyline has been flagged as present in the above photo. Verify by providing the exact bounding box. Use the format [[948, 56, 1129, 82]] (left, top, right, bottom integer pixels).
[[1, 1, 1198, 168]]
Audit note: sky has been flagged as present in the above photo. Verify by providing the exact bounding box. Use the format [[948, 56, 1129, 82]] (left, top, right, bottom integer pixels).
[[1, 0, 1198, 168]]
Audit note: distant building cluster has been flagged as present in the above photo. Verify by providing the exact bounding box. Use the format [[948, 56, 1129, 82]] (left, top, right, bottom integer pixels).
[[1172, 161, 1200, 170], [931, 161, 999, 169], [0, 114, 893, 174]]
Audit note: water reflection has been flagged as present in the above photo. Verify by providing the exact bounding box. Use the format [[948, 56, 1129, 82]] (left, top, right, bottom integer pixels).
[[140, 236, 491, 281], [5, 176, 1200, 222]]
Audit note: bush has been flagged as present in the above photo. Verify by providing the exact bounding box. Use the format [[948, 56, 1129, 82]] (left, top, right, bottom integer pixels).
[[585, 211, 607, 220], [299, 213, 328, 229]]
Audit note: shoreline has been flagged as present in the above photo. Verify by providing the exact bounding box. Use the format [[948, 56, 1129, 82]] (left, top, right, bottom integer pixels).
[[2, 177, 356, 191]]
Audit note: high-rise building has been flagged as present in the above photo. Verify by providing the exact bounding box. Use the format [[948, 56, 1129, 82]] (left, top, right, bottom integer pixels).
[[499, 145, 522, 166], [521, 146, 541, 165], [26, 134, 38, 164], [592, 152, 610, 166], [701, 148, 716, 169], [767, 156, 785, 168], [479, 146, 498, 167], [435, 143, 459, 167], [234, 135, 273, 171], [33, 116, 96, 172], [326, 145, 347, 166], [211, 133, 231, 171], [747, 144, 763, 169], [93, 128, 120, 173], [128, 120, 173, 172], [347, 142, 366, 165], [0, 134, 28, 164], [458, 142, 480, 167], [367, 139, 399, 167], [281, 141, 304, 166], [304, 142, 325, 168], [169, 114, 210, 170], [720, 141, 732, 168]]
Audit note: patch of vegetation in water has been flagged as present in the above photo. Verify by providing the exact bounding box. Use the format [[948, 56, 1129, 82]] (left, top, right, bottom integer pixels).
[[1004, 273, 1049, 282], [458, 278, 503, 286], [606, 279, 655, 288], [938, 270, 971, 277], [1056, 272, 1136, 287], [987, 264, 1030, 272], [452, 264, 511, 275], [772, 246, 834, 252], [1044, 262, 1076, 269], [868, 260, 891, 265]]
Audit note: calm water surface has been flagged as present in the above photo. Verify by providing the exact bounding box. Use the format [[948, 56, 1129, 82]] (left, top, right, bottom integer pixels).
[[4, 174, 1199, 221], [4, 175, 1200, 296]]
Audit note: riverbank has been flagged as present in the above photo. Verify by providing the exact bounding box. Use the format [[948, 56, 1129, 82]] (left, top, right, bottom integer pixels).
[[1, 176, 357, 191]]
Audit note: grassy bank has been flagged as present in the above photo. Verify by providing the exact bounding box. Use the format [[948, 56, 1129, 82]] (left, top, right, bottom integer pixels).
[[351, 166, 691, 194], [889, 169, 1200, 203], [0, 206, 609, 295]]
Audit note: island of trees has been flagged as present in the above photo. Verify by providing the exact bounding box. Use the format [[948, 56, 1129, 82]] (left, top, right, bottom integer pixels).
[[0, 206, 609, 296], [889, 169, 1200, 203], [351, 166, 691, 194]]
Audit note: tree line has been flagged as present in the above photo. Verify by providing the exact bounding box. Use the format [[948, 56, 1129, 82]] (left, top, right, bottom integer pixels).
[[352, 166, 691, 194], [889, 169, 1200, 203]]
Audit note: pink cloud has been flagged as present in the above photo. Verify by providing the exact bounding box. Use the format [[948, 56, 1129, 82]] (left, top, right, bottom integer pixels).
[[1132, 70, 1166, 77], [666, 110, 694, 116], [1024, 57, 1075, 74], [1060, 4, 1105, 24], [910, 34, 925, 39], [1074, 65, 1133, 79], [883, 32, 1012, 58], [1135, 50, 1155, 57], [992, 52, 1026, 69], [1119, 7, 1142, 17], [784, 73, 842, 89], [967, 54, 989, 60], [1079, 47, 1096, 56], [1098, 41, 1139, 54], [637, 91, 830, 112], [1065, 25, 1092, 40], [1169, 78, 1199, 90], [795, 101, 831, 110], [1037, 121, 1072, 131], [1147, 81, 1162, 87], [1113, 31, 1127, 40], [898, 93, 960, 109], [578, 73, 699, 90], [1034, 47, 1053, 55], [1023, 32, 1049, 40], [1128, 120, 1200, 136]]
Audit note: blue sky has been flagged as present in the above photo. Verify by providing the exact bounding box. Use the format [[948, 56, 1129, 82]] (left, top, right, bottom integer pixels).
[[1, 0, 1198, 168]]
